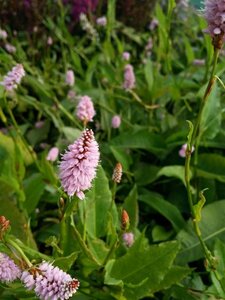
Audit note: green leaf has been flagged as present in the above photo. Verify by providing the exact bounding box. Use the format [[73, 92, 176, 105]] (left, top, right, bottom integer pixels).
[[193, 189, 206, 222], [62, 127, 81, 143], [87, 236, 109, 265], [197, 154, 225, 182], [152, 266, 191, 293], [23, 173, 45, 213], [110, 146, 132, 171], [157, 165, 187, 186], [177, 200, 225, 264], [200, 84, 221, 140], [123, 186, 138, 230], [140, 191, 186, 232], [134, 163, 159, 186], [0, 200, 37, 249], [105, 236, 180, 299], [110, 129, 166, 157], [144, 60, 154, 91], [79, 166, 113, 238], [54, 251, 79, 271]]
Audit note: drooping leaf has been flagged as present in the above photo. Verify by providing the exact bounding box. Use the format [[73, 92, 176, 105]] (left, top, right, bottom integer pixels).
[[197, 154, 225, 182], [177, 200, 225, 264]]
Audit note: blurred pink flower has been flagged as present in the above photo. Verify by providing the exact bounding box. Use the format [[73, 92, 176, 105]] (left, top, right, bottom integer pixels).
[[123, 64, 135, 90], [59, 129, 100, 199], [21, 261, 79, 299], [67, 90, 76, 100], [76, 95, 96, 123], [122, 232, 134, 247], [47, 36, 53, 45], [0, 252, 21, 283], [193, 59, 205, 66], [35, 120, 45, 129], [122, 52, 130, 61], [65, 70, 75, 86], [46, 147, 59, 162], [149, 18, 159, 30], [179, 143, 195, 158], [1, 64, 25, 91], [96, 16, 107, 26], [0, 29, 7, 39], [111, 115, 121, 128], [5, 44, 16, 54], [204, 0, 225, 38]]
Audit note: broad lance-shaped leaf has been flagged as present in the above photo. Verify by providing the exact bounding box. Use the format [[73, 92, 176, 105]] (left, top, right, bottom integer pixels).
[[176, 200, 225, 264], [105, 234, 180, 299], [123, 185, 138, 230], [78, 166, 118, 238], [197, 154, 225, 182], [139, 191, 186, 232]]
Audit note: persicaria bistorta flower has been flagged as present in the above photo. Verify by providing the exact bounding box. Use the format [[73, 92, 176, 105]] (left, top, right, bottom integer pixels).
[[46, 147, 59, 162], [204, 0, 225, 43], [5, 43, 16, 54], [179, 143, 195, 158], [96, 16, 107, 26], [122, 232, 134, 248], [0, 28, 7, 39], [123, 64, 135, 90], [76, 96, 96, 124], [59, 129, 100, 200], [0, 252, 21, 283], [65, 70, 75, 86], [111, 115, 121, 128], [21, 261, 79, 300], [1, 64, 25, 91], [122, 52, 130, 61]]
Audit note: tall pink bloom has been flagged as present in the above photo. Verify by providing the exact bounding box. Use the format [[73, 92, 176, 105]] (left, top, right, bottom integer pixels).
[[21, 261, 79, 300], [96, 16, 107, 26], [65, 70, 75, 86], [123, 64, 135, 90], [1, 64, 25, 91], [46, 147, 59, 162], [122, 52, 130, 61], [111, 115, 121, 129], [76, 96, 96, 124], [122, 232, 134, 248], [59, 129, 100, 200], [0, 252, 21, 283], [204, 0, 225, 39]]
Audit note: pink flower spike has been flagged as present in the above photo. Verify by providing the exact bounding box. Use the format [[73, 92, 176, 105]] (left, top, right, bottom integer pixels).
[[65, 70, 75, 86], [0, 29, 7, 39], [123, 64, 135, 90], [122, 232, 134, 248], [46, 147, 59, 162], [204, 0, 225, 41], [1, 64, 25, 91], [76, 95, 96, 124], [21, 261, 79, 300], [122, 52, 130, 61], [5, 44, 16, 54], [59, 129, 100, 199], [111, 115, 121, 129], [0, 252, 21, 283], [96, 16, 107, 26]]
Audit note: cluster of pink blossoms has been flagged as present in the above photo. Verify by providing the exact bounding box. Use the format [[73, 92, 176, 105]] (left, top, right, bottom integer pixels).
[[1, 64, 25, 91], [21, 261, 79, 300], [204, 0, 225, 38], [0, 252, 21, 283], [59, 129, 100, 200], [76, 96, 96, 124], [123, 64, 135, 90]]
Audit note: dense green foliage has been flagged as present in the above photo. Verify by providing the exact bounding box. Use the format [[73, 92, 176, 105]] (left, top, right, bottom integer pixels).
[[1, 0, 225, 299]]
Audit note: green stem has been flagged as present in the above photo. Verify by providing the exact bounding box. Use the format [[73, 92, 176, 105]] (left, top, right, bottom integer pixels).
[[6, 237, 32, 268], [70, 216, 101, 266], [185, 47, 225, 293]]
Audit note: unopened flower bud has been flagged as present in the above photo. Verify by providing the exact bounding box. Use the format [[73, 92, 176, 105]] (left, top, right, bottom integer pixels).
[[112, 162, 122, 183], [0, 216, 10, 239], [121, 209, 130, 230]]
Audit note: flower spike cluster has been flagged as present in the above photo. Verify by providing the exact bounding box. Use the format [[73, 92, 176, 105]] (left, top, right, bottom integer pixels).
[[123, 64, 135, 90], [204, 0, 225, 47], [1, 64, 25, 91], [0, 252, 21, 283], [59, 129, 100, 200], [76, 96, 96, 124], [21, 261, 79, 300]]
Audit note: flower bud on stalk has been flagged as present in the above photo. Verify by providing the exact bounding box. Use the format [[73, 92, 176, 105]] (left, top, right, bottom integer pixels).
[[0, 216, 10, 239], [121, 209, 130, 231], [112, 162, 123, 183]]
